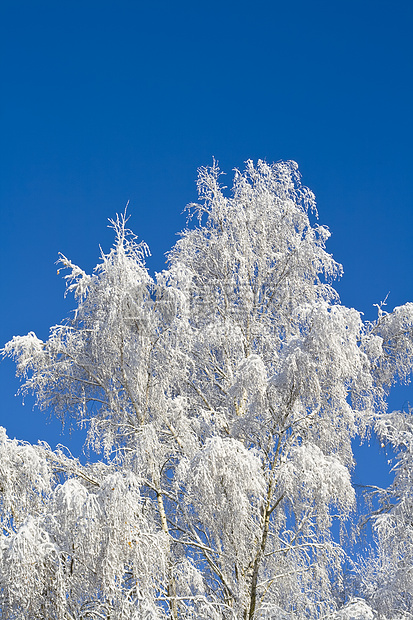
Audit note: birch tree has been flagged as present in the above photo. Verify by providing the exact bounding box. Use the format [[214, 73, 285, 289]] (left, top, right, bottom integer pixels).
[[3, 160, 413, 619], [359, 406, 413, 618]]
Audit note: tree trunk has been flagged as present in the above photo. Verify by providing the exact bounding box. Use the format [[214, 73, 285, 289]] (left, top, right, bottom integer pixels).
[[157, 489, 178, 620]]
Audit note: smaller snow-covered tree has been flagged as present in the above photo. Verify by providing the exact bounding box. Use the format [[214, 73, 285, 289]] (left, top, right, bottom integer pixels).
[[359, 407, 413, 618]]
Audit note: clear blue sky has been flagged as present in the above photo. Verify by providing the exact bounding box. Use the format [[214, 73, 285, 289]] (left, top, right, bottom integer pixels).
[[1, 0, 412, 487]]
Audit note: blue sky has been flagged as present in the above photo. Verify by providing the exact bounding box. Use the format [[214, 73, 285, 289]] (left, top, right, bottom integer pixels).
[[1, 0, 412, 489]]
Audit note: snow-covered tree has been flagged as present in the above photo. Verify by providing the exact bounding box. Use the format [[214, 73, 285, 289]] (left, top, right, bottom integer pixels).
[[358, 406, 413, 618], [3, 160, 413, 619]]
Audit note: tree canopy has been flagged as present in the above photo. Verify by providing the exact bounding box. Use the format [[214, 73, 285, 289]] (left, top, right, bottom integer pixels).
[[2, 160, 413, 619]]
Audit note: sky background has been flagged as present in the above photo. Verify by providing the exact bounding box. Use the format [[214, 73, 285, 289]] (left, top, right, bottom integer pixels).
[[1, 0, 412, 497]]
